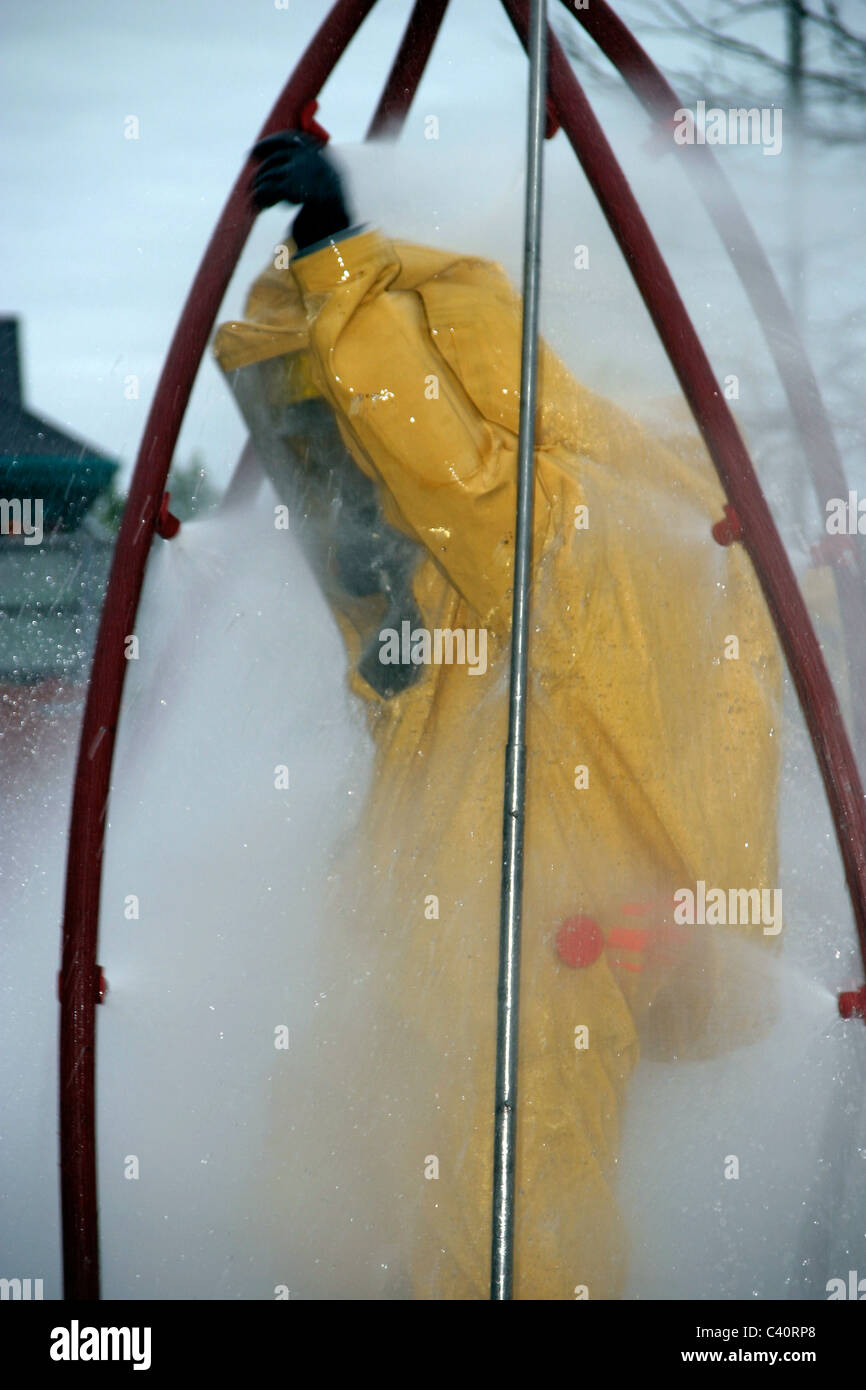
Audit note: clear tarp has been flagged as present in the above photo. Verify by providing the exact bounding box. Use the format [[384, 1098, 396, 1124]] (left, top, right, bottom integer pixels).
[[3, 1, 866, 1303]]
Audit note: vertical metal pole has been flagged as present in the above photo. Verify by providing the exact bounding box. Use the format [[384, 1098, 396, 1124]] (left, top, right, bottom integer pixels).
[[490, 0, 547, 1302]]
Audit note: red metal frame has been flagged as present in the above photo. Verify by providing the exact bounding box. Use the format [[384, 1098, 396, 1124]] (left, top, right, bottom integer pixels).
[[563, 0, 866, 755], [58, 0, 380, 1302], [59, 0, 866, 1300], [366, 0, 451, 139], [503, 0, 866, 961]]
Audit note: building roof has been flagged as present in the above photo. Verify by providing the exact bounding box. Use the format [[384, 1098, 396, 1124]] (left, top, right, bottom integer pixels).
[[0, 396, 117, 467], [0, 316, 118, 684], [0, 316, 118, 531]]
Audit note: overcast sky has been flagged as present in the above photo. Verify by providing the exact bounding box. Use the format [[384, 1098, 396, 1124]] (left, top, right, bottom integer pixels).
[[1, 0, 537, 487], [2, 0, 861, 494]]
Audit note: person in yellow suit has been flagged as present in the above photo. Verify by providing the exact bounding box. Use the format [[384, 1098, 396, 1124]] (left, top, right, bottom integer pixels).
[[214, 132, 782, 1299]]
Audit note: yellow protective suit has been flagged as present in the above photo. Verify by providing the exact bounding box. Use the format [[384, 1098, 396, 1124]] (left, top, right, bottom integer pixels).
[[214, 227, 782, 1299]]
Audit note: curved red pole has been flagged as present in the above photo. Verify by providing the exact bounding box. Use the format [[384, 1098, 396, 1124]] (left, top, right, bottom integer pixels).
[[61, 0, 866, 1306], [366, 0, 451, 138], [222, 2, 448, 507], [501, 0, 866, 973], [59, 0, 381, 1302], [561, 0, 866, 756]]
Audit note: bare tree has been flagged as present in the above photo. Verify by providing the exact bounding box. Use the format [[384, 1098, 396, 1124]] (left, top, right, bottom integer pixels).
[[554, 0, 866, 537], [583, 0, 866, 143]]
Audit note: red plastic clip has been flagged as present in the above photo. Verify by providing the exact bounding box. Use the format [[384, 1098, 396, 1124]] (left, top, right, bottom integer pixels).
[[156, 491, 181, 540], [57, 965, 108, 1004], [839, 987, 866, 1021], [300, 99, 330, 146], [712, 504, 743, 547]]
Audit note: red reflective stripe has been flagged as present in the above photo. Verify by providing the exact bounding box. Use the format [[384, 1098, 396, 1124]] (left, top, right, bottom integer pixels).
[[608, 926, 651, 952]]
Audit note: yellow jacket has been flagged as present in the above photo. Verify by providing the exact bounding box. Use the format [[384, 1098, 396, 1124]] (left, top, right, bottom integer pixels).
[[215, 228, 783, 1298]]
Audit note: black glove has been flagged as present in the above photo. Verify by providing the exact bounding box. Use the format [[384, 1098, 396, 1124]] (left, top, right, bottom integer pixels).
[[250, 130, 353, 251]]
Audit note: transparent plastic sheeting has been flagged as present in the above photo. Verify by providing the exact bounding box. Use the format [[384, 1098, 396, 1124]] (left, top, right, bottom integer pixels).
[[3, 141, 865, 1303], [115, 220, 866, 1297], [110, 340, 866, 1296]]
